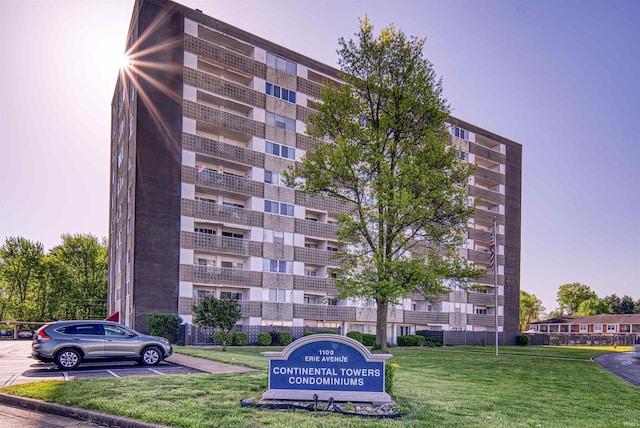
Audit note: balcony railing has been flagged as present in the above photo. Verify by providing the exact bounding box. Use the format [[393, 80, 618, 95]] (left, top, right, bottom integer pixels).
[[294, 218, 338, 239], [468, 228, 505, 246], [183, 100, 265, 139], [239, 301, 262, 318], [182, 133, 265, 168], [293, 276, 338, 294], [193, 168, 264, 198], [293, 304, 356, 321], [184, 232, 263, 257], [182, 199, 264, 228], [295, 191, 354, 215], [190, 265, 262, 287], [185, 34, 266, 79], [468, 314, 503, 327], [469, 186, 505, 205], [403, 311, 450, 325], [184, 67, 265, 108], [469, 142, 506, 164], [467, 249, 504, 267], [467, 292, 505, 306], [294, 247, 340, 267], [474, 166, 505, 186], [474, 208, 505, 225]]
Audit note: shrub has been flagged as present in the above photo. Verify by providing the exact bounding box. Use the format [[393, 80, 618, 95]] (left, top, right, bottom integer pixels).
[[176, 340, 185, 346], [517, 334, 530, 346], [322, 330, 337, 334], [257, 332, 272, 346], [397, 334, 425, 346], [424, 338, 443, 347], [233, 331, 248, 346], [303, 331, 316, 336], [146, 313, 182, 341], [277, 331, 292, 346], [269, 331, 280, 345], [362, 333, 376, 346], [385, 362, 399, 395], [346, 331, 363, 343], [213, 331, 224, 345]]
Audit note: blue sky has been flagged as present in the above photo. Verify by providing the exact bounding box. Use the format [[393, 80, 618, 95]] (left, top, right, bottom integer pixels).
[[0, 0, 638, 313]]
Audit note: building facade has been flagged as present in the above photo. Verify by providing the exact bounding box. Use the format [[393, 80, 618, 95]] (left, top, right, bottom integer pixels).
[[108, 0, 522, 343]]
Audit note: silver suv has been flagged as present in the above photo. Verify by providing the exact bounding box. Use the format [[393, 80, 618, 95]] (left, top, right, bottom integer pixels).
[[31, 320, 173, 370]]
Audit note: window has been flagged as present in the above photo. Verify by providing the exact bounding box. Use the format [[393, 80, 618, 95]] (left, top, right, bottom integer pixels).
[[263, 259, 293, 273], [265, 112, 296, 131], [606, 325, 616, 332], [104, 325, 129, 336], [264, 230, 293, 245], [196, 289, 215, 299], [579, 324, 588, 332], [264, 200, 294, 216], [195, 228, 216, 235], [220, 291, 242, 300], [222, 231, 244, 239], [269, 288, 287, 302], [195, 196, 216, 203], [266, 82, 296, 103], [455, 150, 468, 161], [265, 141, 296, 159], [475, 308, 487, 315], [304, 269, 317, 277], [222, 201, 244, 208], [266, 53, 297, 75], [221, 261, 243, 269], [450, 126, 469, 140]]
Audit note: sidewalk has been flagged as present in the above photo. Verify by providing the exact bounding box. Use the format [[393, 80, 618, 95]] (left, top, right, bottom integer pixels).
[[165, 353, 253, 374]]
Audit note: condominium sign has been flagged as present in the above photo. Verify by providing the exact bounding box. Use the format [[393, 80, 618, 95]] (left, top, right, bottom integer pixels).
[[261, 334, 392, 403]]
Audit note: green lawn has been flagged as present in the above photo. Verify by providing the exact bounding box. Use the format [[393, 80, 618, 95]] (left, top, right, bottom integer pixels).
[[2, 346, 639, 428]]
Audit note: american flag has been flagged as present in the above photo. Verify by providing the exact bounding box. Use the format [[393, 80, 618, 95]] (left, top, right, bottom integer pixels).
[[489, 228, 496, 272]]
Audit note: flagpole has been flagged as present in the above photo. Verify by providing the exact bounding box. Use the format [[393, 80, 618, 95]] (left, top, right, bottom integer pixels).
[[493, 216, 499, 356]]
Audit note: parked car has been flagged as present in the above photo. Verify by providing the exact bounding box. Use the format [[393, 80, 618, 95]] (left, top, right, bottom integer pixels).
[[17, 329, 33, 339], [0, 330, 12, 337], [31, 320, 172, 370], [633, 344, 640, 362]]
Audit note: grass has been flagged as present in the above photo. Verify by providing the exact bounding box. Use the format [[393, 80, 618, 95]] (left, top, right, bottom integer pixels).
[[2, 346, 639, 428]]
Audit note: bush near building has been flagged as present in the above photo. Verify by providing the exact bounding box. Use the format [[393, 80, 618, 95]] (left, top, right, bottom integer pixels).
[[346, 331, 364, 343], [257, 332, 272, 346], [397, 335, 426, 346]]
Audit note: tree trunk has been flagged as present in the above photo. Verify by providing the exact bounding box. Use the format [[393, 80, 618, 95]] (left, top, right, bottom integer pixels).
[[375, 298, 389, 353]]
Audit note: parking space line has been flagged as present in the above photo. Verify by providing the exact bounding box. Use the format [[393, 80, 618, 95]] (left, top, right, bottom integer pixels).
[[148, 368, 165, 375], [105, 370, 120, 378]]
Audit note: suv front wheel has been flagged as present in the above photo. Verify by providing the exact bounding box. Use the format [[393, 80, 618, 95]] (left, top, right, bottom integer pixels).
[[56, 348, 81, 370], [140, 346, 162, 366]]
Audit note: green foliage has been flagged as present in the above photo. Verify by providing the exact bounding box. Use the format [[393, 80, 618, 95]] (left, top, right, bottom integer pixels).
[[576, 299, 611, 316], [192, 296, 241, 352], [212, 331, 223, 346], [517, 335, 530, 346], [302, 331, 316, 336], [557, 282, 597, 315], [397, 334, 426, 346], [346, 331, 363, 343], [424, 338, 443, 347], [288, 17, 482, 352], [0, 234, 107, 322], [520, 290, 545, 331], [277, 331, 292, 346], [362, 333, 376, 346], [385, 362, 399, 395], [232, 331, 248, 346], [146, 313, 182, 340], [321, 330, 337, 334], [603, 294, 637, 314], [257, 332, 272, 346]]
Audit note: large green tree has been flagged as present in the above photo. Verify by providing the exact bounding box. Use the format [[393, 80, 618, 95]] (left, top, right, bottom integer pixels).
[[520, 290, 545, 331], [0, 237, 44, 320], [192, 296, 241, 352], [290, 18, 481, 352], [556, 282, 597, 316], [576, 299, 611, 316]]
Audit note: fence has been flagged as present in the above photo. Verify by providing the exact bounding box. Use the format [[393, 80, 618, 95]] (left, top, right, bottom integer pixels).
[[526, 333, 640, 346], [416, 330, 520, 346], [180, 324, 342, 346]]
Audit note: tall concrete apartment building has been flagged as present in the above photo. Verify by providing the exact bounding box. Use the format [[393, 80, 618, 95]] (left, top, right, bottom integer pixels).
[[108, 0, 522, 343]]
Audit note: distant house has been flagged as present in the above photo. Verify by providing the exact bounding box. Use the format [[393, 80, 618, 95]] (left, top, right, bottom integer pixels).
[[527, 314, 640, 334]]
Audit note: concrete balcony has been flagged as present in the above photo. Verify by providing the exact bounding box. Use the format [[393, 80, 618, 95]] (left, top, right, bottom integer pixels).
[[183, 133, 265, 168], [295, 191, 354, 215], [294, 247, 340, 267], [182, 199, 263, 227], [183, 100, 265, 139], [184, 67, 265, 108], [293, 304, 356, 321], [403, 311, 450, 325], [188, 265, 262, 287], [192, 168, 264, 198], [293, 276, 338, 294], [467, 292, 505, 306], [468, 228, 505, 246], [468, 314, 504, 327], [185, 34, 266, 79], [469, 142, 506, 164], [182, 232, 263, 257], [474, 166, 505, 186], [469, 186, 505, 205], [239, 301, 262, 318], [294, 218, 338, 239]]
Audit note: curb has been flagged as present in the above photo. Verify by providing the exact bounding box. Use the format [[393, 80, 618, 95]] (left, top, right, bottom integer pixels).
[[0, 393, 170, 428]]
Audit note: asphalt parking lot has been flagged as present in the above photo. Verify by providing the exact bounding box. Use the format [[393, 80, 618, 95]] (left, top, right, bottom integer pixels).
[[0, 340, 201, 386], [593, 350, 640, 388]]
